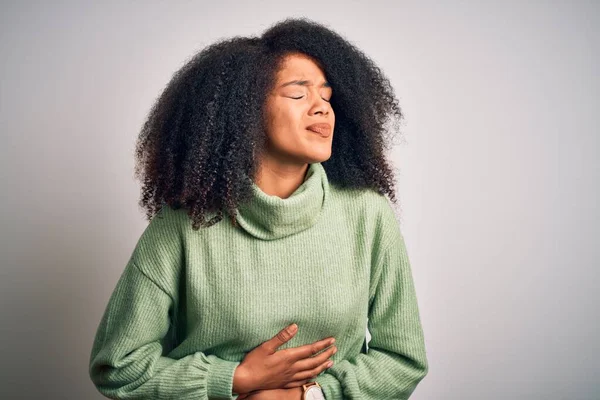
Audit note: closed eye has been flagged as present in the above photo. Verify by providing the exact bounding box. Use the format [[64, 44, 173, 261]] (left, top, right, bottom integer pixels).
[[290, 96, 331, 103]]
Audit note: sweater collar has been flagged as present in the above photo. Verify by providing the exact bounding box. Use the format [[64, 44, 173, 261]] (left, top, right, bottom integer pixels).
[[235, 162, 330, 241]]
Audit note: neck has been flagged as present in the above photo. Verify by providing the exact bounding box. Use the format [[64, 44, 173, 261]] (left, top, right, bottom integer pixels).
[[254, 156, 310, 199]]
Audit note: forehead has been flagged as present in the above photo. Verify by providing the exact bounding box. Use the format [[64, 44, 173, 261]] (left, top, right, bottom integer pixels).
[[275, 53, 327, 81]]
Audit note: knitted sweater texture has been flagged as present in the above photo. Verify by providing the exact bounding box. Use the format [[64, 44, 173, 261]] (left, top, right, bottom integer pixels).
[[89, 162, 429, 399]]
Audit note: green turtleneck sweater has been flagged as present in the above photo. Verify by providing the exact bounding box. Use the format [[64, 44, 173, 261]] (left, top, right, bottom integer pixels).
[[88, 162, 429, 399]]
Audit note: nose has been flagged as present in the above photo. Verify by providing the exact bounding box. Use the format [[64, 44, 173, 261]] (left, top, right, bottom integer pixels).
[[310, 94, 331, 116]]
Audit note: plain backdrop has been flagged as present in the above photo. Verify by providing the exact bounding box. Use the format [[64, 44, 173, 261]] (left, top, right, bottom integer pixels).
[[1, 1, 598, 399]]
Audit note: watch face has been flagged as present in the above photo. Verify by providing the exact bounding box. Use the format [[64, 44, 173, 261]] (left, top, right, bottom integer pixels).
[[305, 386, 325, 400]]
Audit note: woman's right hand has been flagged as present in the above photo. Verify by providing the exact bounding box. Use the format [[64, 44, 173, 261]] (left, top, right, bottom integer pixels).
[[232, 323, 337, 394]]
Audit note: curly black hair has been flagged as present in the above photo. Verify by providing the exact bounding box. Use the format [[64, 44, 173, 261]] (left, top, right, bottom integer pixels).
[[134, 17, 404, 230]]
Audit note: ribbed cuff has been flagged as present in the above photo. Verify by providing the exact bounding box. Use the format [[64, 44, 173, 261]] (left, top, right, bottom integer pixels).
[[315, 373, 343, 399], [205, 355, 241, 399]]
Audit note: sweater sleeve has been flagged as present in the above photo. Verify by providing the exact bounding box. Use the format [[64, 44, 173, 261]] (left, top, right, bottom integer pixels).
[[88, 206, 242, 399], [314, 200, 429, 399], [89, 258, 241, 399]]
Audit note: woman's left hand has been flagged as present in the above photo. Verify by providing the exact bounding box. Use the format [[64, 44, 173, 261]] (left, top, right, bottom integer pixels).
[[238, 387, 303, 399]]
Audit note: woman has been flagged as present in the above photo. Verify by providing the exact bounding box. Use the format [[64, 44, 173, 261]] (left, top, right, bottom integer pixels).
[[89, 17, 429, 400]]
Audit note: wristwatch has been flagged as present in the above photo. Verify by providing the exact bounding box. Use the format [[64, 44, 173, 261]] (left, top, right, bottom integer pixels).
[[302, 382, 325, 400]]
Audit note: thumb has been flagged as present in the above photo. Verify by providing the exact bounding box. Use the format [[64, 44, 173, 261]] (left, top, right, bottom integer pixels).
[[264, 323, 298, 352]]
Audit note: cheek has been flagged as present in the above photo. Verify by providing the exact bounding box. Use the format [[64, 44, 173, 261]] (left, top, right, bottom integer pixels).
[[267, 105, 305, 143]]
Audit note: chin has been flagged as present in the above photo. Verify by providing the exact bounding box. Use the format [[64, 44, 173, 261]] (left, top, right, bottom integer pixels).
[[305, 151, 332, 163]]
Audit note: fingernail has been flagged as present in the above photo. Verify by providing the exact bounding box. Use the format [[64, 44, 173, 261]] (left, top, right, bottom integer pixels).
[[329, 338, 335, 345], [327, 361, 334, 367], [290, 323, 298, 332]]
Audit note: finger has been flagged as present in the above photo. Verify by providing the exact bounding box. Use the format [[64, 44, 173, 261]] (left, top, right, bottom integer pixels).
[[282, 378, 316, 389], [284, 336, 335, 361], [263, 323, 298, 352], [293, 344, 336, 371], [290, 359, 335, 381]]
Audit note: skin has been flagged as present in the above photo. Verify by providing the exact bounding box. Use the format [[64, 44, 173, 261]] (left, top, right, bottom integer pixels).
[[238, 53, 336, 399], [255, 52, 335, 199], [233, 325, 336, 399]]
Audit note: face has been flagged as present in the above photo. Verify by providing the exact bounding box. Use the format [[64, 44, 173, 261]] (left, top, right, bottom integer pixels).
[[262, 52, 335, 166]]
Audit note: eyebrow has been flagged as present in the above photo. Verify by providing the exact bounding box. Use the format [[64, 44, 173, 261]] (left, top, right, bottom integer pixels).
[[279, 79, 332, 89]]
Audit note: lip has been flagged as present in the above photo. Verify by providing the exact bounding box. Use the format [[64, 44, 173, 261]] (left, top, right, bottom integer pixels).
[[306, 123, 332, 138]]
